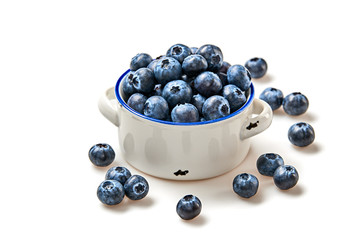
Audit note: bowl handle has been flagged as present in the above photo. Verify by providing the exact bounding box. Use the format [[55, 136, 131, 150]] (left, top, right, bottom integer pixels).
[[98, 87, 120, 127], [240, 98, 273, 140]]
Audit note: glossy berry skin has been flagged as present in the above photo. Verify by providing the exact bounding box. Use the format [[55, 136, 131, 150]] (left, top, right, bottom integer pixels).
[[190, 47, 198, 54], [227, 65, 252, 92], [288, 122, 315, 147], [132, 68, 156, 94], [89, 143, 115, 167], [216, 72, 228, 86], [283, 92, 309, 116], [259, 87, 284, 111], [256, 153, 284, 176], [166, 43, 192, 64], [176, 195, 202, 220], [194, 71, 222, 97], [127, 93, 147, 114], [182, 54, 208, 76], [124, 175, 149, 200], [154, 57, 182, 85], [147, 59, 160, 72], [105, 166, 132, 185], [196, 44, 223, 72], [222, 84, 247, 112], [191, 93, 206, 113], [97, 180, 125, 205], [171, 103, 199, 123], [162, 80, 192, 108], [233, 173, 259, 198], [245, 57, 268, 78], [273, 165, 299, 190], [122, 71, 136, 101], [202, 95, 230, 120], [130, 53, 153, 71], [143, 96, 169, 120], [219, 61, 231, 74]]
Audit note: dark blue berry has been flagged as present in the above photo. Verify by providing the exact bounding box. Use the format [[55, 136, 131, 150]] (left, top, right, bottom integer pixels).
[[182, 54, 208, 76], [122, 71, 136, 101], [202, 95, 230, 120], [219, 61, 231, 74], [191, 93, 206, 113], [222, 84, 247, 112], [283, 92, 309, 116], [196, 44, 223, 72], [105, 166, 132, 185], [166, 44, 192, 64], [162, 80, 192, 108], [154, 57, 182, 85], [288, 122, 315, 147], [147, 59, 160, 72], [194, 71, 222, 97], [124, 175, 149, 200], [143, 96, 169, 120], [233, 173, 259, 198], [171, 103, 199, 123], [132, 68, 156, 94], [130, 53, 152, 71], [176, 195, 202, 220], [97, 180, 125, 205], [259, 87, 284, 110], [227, 65, 252, 92], [273, 165, 299, 190], [127, 93, 147, 114], [245, 57, 267, 78], [216, 72, 228, 86], [256, 153, 284, 176], [88, 143, 115, 167]]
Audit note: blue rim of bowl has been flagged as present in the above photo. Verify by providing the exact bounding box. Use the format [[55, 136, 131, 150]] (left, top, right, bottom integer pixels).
[[115, 69, 255, 126]]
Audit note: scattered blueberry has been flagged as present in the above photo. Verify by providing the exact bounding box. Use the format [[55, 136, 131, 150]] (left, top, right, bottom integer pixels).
[[273, 165, 299, 190], [88, 143, 115, 167], [143, 96, 169, 120], [132, 68, 156, 94], [162, 80, 193, 108], [127, 93, 147, 114], [97, 180, 125, 205], [222, 84, 247, 112], [124, 175, 149, 200], [256, 153, 284, 176], [233, 173, 259, 198], [122, 71, 136, 100], [171, 103, 199, 123], [154, 57, 182, 85], [191, 93, 206, 113], [196, 44, 223, 72], [182, 54, 208, 76], [219, 61, 231, 74], [194, 71, 222, 97], [245, 57, 268, 78], [227, 65, 252, 91], [259, 87, 284, 111], [176, 195, 202, 220], [166, 43, 192, 64], [288, 122, 315, 147], [105, 166, 132, 185], [283, 92, 309, 116], [190, 47, 198, 54], [202, 95, 230, 120], [130, 53, 153, 71]]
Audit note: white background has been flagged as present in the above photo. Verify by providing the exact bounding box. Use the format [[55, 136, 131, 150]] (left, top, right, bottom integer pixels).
[[1, 0, 359, 239]]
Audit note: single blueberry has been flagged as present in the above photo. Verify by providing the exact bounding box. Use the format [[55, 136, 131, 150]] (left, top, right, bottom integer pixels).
[[166, 44, 192, 63], [132, 68, 156, 94], [127, 93, 147, 114], [233, 173, 259, 198], [124, 175, 149, 200], [216, 72, 228, 86], [273, 165, 299, 190], [283, 92, 309, 116], [196, 44, 223, 72], [245, 57, 267, 78], [152, 84, 163, 96], [162, 80, 192, 108], [288, 122, 315, 147], [143, 96, 169, 120], [191, 93, 206, 113], [97, 180, 125, 205], [190, 47, 198, 54], [227, 65, 252, 91], [147, 59, 160, 72], [182, 54, 208, 76], [176, 194, 202, 220], [202, 95, 230, 120], [219, 61, 231, 74], [122, 71, 136, 101], [171, 103, 199, 123], [88, 143, 115, 167], [222, 84, 247, 112], [105, 166, 132, 185], [154, 57, 182, 85], [259, 87, 284, 111], [256, 153, 284, 176], [194, 71, 222, 97], [130, 53, 153, 71]]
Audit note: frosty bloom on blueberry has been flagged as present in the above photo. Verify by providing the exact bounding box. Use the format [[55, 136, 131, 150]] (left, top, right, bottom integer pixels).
[[233, 173, 259, 198], [161, 80, 192, 108], [88, 143, 115, 167], [130, 53, 153, 71], [166, 43, 192, 64], [196, 44, 223, 72], [283, 92, 309, 116], [176, 195, 202, 220], [245, 57, 268, 78], [288, 122, 315, 147], [227, 65, 252, 92], [154, 57, 182, 85], [259, 87, 284, 111], [97, 180, 125, 205]]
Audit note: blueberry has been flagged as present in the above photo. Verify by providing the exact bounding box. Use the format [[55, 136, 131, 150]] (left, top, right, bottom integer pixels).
[[227, 65, 252, 92], [283, 92, 309, 116], [147, 59, 160, 72], [202, 95, 230, 120], [152, 84, 163, 96], [132, 68, 156, 94], [194, 71, 222, 97], [97, 180, 125, 205], [127, 93, 147, 114], [144, 96, 169, 120], [196, 44, 223, 72], [222, 84, 247, 112], [190, 47, 198, 54], [191, 93, 206, 113], [124, 175, 149, 200], [130, 53, 153, 71], [219, 61, 231, 74], [216, 72, 228, 86], [122, 71, 136, 100], [245, 57, 268, 78], [88, 143, 115, 167], [176, 195, 202, 220], [273, 165, 299, 190], [154, 57, 182, 85], [162, 80, 192, 108], [288, 122, 315, 147], [233, 173, 259, 198], [256, 153, 284, 177], [166, 44, 192, 64], [105, 166, 132, 185], [182, 54, 208, 76], [181, 74, 195, 83], [259, 87, 284, 111], [171, 103, 199, 123]]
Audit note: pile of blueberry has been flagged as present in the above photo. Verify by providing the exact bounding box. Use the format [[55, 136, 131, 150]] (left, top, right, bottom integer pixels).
[[122, 44, 267, 123]]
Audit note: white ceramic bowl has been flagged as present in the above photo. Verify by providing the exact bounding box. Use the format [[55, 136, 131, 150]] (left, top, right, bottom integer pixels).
[[98, 70, 273, 180]]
